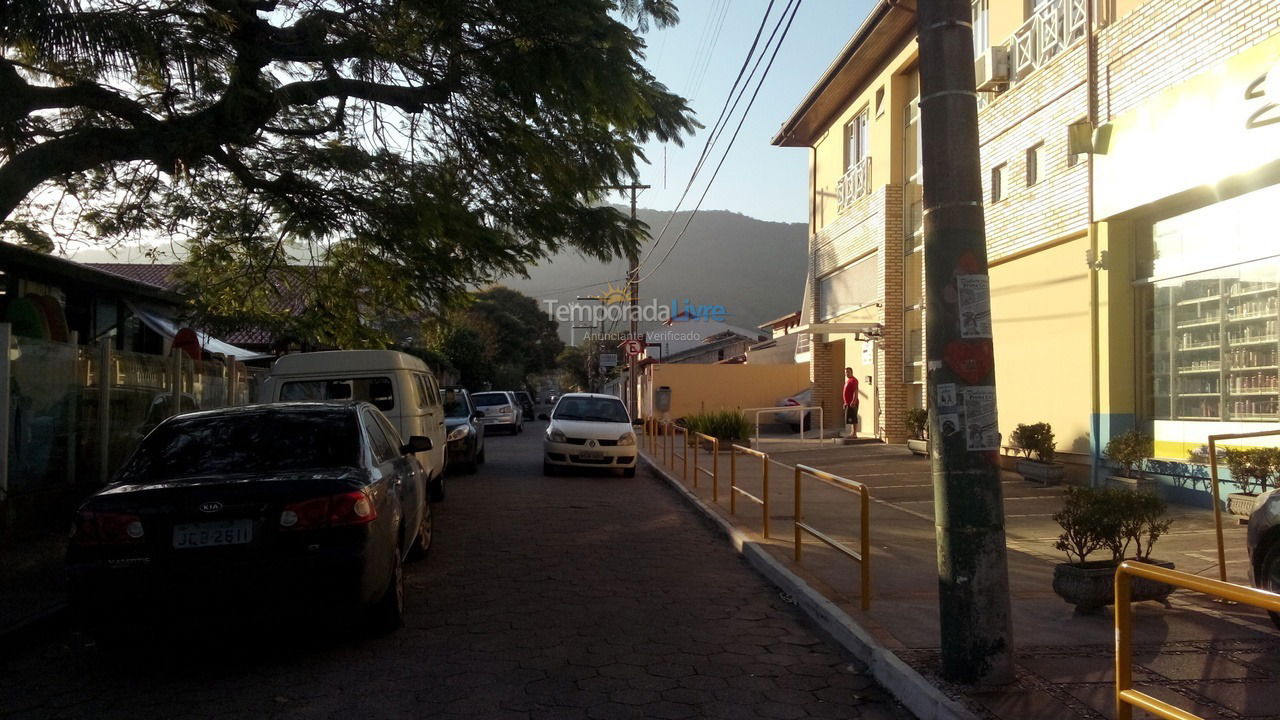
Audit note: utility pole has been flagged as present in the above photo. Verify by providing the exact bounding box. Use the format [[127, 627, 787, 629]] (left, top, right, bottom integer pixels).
[[916, 0, 1014, 685], [601, 183, 649, 416]]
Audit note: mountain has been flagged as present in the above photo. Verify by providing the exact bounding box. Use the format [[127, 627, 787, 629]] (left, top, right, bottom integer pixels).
[[500, 208, 808, 342], [62, 208, 810, 343]]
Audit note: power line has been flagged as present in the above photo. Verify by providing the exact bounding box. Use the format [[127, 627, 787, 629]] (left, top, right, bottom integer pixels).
[[636, 0, 780, 269], [527, 0, 798, 301], [637, 0, 803, 286]]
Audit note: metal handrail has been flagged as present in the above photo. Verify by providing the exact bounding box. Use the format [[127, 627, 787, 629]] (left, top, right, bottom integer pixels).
[[1115, 561, 1280, 720], [691, 432, 720, 500], [730, 444, 770, 538], [1208, 430, 1280, 582], [741, 405, 826, 448], [670, 424, 689, 482], [793, 463, 872, 610]]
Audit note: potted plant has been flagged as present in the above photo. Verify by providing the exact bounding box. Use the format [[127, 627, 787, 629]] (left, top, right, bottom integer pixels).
[[1222, 447, 1280, 516], [904, 408, 928, 456], [1104, 429, 1156, 489], [1051, 486, 1176, 613], [1010, 422, 1065, 485]]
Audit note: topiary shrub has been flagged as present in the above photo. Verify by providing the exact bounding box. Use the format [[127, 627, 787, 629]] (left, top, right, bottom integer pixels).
[[904, 408, 928, 441], [1104, 429, 1154, 479], [1011, 422, 1057, 463]]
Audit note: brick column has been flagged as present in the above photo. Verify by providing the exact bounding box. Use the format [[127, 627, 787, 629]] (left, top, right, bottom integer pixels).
[[880, 184, 911, 443]]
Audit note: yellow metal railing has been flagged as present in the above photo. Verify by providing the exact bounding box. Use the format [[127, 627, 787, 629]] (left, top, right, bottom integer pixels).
[[1115, 561, 1280, 720], [730, 444, 770, 538], [793, 464, 871, 610], [1208, 430, 1280, 582], [670, 424, 689, 482], [691, 432, 719, 500]]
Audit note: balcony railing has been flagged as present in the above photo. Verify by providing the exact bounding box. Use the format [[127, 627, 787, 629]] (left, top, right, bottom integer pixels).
[[838, 156, 872, 212], [1008, 0, 1087, 83]]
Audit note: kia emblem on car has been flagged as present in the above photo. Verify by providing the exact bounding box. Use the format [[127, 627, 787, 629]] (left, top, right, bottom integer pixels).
[[199, 501, 223, 513]]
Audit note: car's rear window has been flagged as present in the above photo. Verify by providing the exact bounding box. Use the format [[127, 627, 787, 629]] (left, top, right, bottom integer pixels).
[[118, 410, 360, 482], [554, 397, 629, 423], [473, 393, 509, 407], [442, 389, 471, 418]]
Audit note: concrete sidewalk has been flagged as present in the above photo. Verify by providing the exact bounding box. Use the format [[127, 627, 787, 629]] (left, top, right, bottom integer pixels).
[[641, 438, 1280, 720]]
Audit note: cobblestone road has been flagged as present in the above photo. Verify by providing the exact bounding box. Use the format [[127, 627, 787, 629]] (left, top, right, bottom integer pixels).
[[0, 421, 908, 719]]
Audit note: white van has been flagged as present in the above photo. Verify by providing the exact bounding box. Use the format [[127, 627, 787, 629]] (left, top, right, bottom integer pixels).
[[260, 350, 448, 500]]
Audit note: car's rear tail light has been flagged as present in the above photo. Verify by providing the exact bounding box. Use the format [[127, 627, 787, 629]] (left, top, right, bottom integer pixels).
[[71, 511, 145, 545], [280, 490, 377, 531], [328, 491, 376, 526]]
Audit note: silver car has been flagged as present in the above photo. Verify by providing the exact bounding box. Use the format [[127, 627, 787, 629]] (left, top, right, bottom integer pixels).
[[471, 391, 523, 435]]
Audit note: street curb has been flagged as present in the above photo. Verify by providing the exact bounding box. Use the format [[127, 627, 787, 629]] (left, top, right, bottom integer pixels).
[[0, 602, 68, 662], [642, 453, 978, 720]]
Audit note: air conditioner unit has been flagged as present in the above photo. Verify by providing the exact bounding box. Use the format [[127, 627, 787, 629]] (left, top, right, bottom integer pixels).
[[974, 46, 1010, 92]]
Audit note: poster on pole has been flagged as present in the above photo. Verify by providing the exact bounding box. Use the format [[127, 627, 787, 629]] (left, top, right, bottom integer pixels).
[[599, 353, 618, 368], [962, 386, 999, 451], [956, 275, 993, 338]]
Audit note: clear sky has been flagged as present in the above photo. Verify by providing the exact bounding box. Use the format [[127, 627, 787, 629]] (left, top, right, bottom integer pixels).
[[612, 0, 876, 224]]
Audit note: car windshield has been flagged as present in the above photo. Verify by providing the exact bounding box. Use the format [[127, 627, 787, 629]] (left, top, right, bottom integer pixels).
[[554, 397, 629, 423], [441, 389, 471, 418], [118, 410, 360, 482], [473, 393, 509, 407]]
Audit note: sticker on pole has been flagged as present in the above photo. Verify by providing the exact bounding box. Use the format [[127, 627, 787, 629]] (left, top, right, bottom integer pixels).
[[936, 383, 958, 408], [963, 386, 999, 451], [956, 275, 992, 339]]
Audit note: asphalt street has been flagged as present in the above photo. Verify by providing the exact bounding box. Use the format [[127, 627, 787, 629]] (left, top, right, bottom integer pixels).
[[0, 419, 908, 720]]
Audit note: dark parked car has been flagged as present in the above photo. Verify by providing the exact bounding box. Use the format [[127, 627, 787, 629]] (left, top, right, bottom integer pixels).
[[514, 391, 536, 420], [67, 402, 433, 638], [442, 386, 485, 474], [1248, 488, 1280, 628]]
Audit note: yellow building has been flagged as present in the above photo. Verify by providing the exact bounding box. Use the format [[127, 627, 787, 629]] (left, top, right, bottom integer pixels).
[[773, 0, 1280, 492]]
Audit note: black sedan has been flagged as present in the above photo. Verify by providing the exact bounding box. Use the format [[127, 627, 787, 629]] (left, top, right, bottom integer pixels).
[[67, 402, 432, 638], [442, 386, 485, 473]]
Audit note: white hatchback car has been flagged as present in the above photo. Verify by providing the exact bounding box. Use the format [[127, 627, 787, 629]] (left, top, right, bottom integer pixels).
[[542, 393, 637, 477]]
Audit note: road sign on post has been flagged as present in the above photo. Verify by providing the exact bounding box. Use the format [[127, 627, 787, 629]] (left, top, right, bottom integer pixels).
[[599, 353, 618, 369]]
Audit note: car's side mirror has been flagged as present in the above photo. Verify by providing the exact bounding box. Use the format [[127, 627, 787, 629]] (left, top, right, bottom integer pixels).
[[473, 411, 484, 420], [632, 418, 643, 426], [538, 413, 550, 421], [401, 436, 432, 454]]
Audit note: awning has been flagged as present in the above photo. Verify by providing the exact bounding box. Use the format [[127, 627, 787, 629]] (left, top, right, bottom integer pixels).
[[125, 300, 271, 360], [795, 322, 884, 336]]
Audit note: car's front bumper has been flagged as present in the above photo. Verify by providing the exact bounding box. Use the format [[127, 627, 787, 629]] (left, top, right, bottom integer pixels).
[[544, 441, 637, 468]]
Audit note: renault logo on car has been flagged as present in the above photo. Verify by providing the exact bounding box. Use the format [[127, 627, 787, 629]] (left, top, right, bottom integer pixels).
[[588, 439, 597, 448], [199, 501, 223, 513]]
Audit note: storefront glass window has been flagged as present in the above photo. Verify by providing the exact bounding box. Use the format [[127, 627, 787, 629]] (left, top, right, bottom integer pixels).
[[1143, 184, 1280, 423]]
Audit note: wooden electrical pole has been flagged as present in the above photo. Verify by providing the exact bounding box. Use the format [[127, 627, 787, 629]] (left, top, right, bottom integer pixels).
[[601, 183, 649, 415], [916, 0, 1014, 685]]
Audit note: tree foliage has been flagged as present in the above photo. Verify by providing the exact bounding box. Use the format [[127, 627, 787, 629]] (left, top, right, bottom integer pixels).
[[1, 0, 694, 336], [426, 286, 563, 390]]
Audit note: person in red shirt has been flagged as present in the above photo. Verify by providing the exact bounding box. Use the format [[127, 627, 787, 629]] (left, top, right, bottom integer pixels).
[[842, 367, 859, 439]]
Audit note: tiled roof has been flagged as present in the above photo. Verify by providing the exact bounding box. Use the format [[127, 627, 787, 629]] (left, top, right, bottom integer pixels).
[[86, 263, 179, 290], [85, 262, 317, 348]]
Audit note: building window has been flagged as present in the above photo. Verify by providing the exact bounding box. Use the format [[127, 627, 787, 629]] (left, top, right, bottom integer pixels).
[[819, 253, 878, 322], [839, 109, 871, 210], [971, 0, 989, 56], [844, 110, 868, 173], [1026, 143, 1043, 186], [903, 74, 922, 242], [904, 248, 924, 383], [991, 163, 1005, 202], [1141, 184, 1280, 429]]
